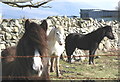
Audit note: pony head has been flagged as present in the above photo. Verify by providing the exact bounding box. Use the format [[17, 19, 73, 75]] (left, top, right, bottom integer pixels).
[[54, 26, 64, 45], [104, 25, 115, 39], [24, 19, 48, 77]]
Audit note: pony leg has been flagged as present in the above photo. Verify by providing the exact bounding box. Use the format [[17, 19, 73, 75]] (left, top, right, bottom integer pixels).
[[66, 47, 76, 63], [89, 48, 97, 64], [56, 56, 61, 77], [48, 58, 51, 74], [89, 55, 94, 64], [50, 57, 55, 72]]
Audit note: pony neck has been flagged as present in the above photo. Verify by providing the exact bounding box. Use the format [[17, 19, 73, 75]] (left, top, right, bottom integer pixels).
[[47, 29, 56, 43], [88, 28, 105, 43], [96, 28, 106, 42]]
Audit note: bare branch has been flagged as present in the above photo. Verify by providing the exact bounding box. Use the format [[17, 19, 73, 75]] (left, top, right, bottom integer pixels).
[[1, 0, 32, 3], [2, 0, 53, 8]]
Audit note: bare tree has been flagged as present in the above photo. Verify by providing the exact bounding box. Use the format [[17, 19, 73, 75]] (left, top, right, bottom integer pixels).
[[0, 0, 53, 8]]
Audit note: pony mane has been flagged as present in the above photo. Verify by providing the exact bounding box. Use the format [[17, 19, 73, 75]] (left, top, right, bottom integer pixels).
[[85, 25, 111, 36], [47, 27, 55, 40], [56, 26, 64, 32]]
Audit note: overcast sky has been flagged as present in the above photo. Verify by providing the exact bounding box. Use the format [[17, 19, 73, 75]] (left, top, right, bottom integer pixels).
[[0, 0, 119, 19]]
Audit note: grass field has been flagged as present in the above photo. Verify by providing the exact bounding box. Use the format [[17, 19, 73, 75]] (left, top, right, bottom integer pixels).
[[49, 51, 119, 81]]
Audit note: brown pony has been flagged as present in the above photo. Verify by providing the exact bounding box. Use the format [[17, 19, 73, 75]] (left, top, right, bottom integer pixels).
[[2, 20, 49, 81]]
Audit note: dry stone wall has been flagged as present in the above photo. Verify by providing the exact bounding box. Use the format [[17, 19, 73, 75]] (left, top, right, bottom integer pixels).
[[0, 16, 120, 61]]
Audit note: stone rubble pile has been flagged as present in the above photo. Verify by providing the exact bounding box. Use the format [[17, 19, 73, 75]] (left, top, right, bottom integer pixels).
[[0, 16, 120, 61], [0, 19, 24, 49]]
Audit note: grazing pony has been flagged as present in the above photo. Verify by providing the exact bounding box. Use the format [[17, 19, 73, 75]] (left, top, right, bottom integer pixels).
[[2, 20, 49, 81], [47, 26, 64, 77], [65, 26, 115, 64]]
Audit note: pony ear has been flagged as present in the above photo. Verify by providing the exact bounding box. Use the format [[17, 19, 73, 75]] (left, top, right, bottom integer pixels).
[[104, 25, 111, 30], [55, 26, 57, 28], [40, 20, 48, 32], [25, 19, 30, 30]]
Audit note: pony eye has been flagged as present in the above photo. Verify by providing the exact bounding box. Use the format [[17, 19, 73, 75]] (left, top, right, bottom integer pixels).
[[56, 32, 59, 35]]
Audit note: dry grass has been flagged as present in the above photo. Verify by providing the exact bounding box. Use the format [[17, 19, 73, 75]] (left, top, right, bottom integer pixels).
[[50, 50, 120, 81]]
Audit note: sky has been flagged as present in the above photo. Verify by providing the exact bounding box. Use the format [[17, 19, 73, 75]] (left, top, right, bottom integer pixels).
[[0, 0, 119, 19]]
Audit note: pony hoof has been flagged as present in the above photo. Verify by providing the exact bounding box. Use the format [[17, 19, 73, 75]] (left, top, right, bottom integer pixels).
[[89, 63, 93, 65], [67, 61, 71, 64], [57, 74, 62, 77], [50, 69, 54, 72], [89, 63, 95, 65], [95, 56, 100, 59], [89, 63, 92, 65]]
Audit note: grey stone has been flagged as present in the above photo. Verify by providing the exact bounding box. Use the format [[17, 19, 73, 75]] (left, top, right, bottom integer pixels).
[[98, 43, 104, 50], [5, 32, 12, 40], [0, 44, 6, 49], [12, 27, 19, 33]]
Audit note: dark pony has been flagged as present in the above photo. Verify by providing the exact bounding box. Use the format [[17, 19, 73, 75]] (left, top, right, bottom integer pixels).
[[2, 20, 49, 81], [65, 25, 115, 64]]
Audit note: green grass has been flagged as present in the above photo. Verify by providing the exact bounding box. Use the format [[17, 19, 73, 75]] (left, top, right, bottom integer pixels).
[[49, 51, 119, 80]]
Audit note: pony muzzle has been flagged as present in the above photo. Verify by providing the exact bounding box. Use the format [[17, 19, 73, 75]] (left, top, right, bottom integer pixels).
[[108, 34, 115, 39], [59, 43, 63, 45], [58, 41, 64, 45]]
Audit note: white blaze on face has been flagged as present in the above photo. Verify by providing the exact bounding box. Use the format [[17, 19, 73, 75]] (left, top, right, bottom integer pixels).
[[33, 49, 43, 76]]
